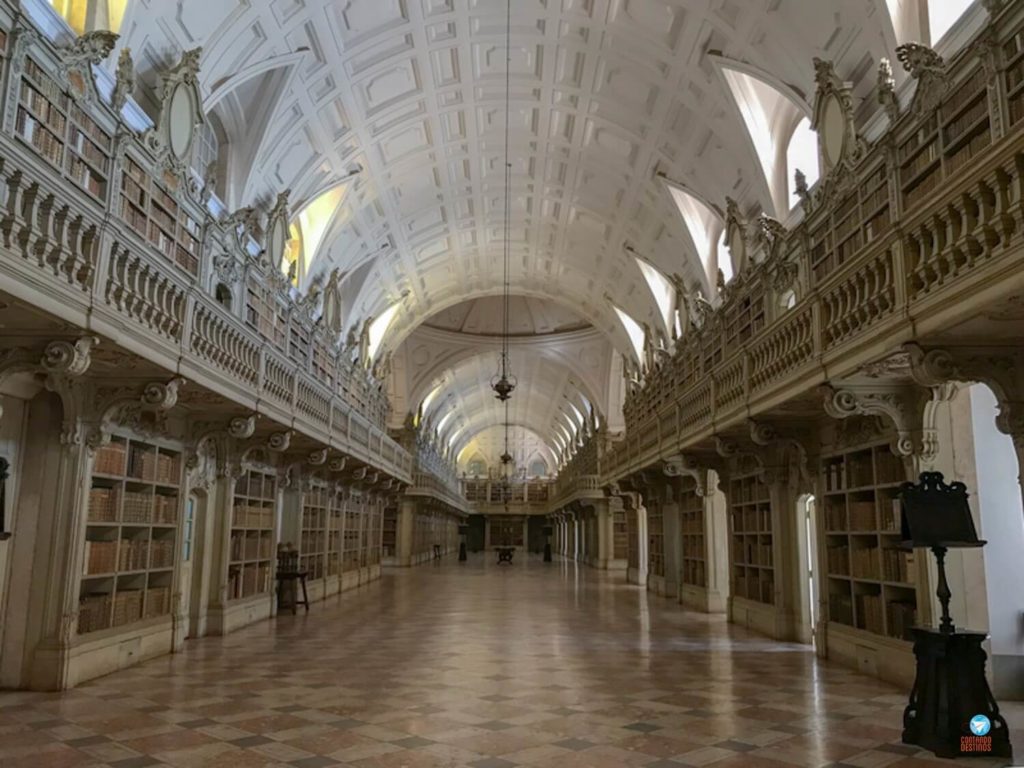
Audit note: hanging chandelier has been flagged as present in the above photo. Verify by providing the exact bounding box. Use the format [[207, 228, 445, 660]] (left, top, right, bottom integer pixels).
[[490, 0, 517, 404]]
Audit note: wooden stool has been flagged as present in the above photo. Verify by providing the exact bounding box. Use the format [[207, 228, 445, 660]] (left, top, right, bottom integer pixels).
[[276, 570, 309, 614]]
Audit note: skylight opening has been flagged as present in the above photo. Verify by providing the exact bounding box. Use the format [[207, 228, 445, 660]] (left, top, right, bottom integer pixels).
[[718, 231, 733, 283], [928, 0, 973, 45], [635, 259, 674, 332], [281, 185, 348, 283], [367, 302, 401, 362], [787, 118, 820, 209], [721, 65, 812, 215], [567, 402, 585, 429], [613, 305, 645, 361]]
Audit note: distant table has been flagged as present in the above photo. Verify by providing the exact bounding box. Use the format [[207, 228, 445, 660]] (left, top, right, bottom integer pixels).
[[495, 546, 515, 564]]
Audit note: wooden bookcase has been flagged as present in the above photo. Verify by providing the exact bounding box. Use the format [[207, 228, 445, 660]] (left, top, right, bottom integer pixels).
[[118, 154, 201, 277], [647, 498, 664, 578], [367, 502, 381, 566], [382, 506, 397, 559], [228, 470, 275, 600], [612, 505, 628, 561], [898, 65, 992, 213], [300, 482, 328, 581], [1004, 20, 1024, 128], [343, 500, 362, 571], [80, 436, 180, 635], [15, 57, 113, 203], [327, 489, 343, 577], [679, 488, 706, 588], [245, 277, 288, 351], [728, 473, 774, 605], [822, 443, 918, 640]]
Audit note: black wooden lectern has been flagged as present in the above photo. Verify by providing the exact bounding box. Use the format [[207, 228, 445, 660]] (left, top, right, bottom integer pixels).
[[899, 472, 1011, 759], [458, 524, 468, 562], [543, 525, 553, 562]]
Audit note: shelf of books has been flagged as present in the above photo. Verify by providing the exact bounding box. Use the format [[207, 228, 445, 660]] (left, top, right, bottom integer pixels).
[[382, 506, 398, 559], [612, 504, 628, 562], [647, 498, 664, 578], [728, 472, 775, 605], [822, 443, 918, 641], [228, 469, 276, 601], [300, 482, 328, 581], [327, 490, 344, 577], [118, 154, 201, 277], [342, 500, 362, 572], [79, 436, 180, 635], [15, 57, 113, 202], [367, 503, 382, 566], [680, 487, 706, 588], [1004, 20, 1024, 128]]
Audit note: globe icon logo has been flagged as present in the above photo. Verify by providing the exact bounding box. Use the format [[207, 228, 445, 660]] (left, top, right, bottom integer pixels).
[[969, 714, 991, 736]]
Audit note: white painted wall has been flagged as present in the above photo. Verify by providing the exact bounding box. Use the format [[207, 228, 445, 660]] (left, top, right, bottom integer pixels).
[[970, 384, 1024, 698]]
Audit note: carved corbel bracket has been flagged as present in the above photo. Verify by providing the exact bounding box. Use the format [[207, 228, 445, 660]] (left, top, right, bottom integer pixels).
[[90, 376, 186, 448], [267, 430, 292, 452], [605, 482, 640, 512], [821, 382, 935, 460], [662, 454, 710, 497], [906, 342, 1024, 444]]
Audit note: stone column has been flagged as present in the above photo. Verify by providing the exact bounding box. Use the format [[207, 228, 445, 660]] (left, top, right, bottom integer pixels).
[[704, 471, 729, 613]]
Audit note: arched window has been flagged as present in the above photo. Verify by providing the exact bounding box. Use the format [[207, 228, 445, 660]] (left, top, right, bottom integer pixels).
[[661, 179, 729, 286], [886, 0, 977, 50], [927, 0, 974, 45], [49, 0, 128, 34], [528, 459, 548, 478], [192, 116, 228, 199], [720, 66, 820, 215], [468, 459, 486, 477], [281, 185, 348, 287]]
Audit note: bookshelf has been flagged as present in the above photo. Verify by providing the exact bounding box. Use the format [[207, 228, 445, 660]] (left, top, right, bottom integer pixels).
[[367, 502, 381, 566], [15, 57, 112, 202], [822, 443, 918, 640], [79, 436, 180, 635], [343, 499, 362, 571], [327, 489, 343, 576], [228, 470, 276, 600], [382, 506, 397, 559], [300, 482, 328, 580], [245, 278, 288, 351], [118, 155, 201, 276], [679, 488, 706, 588], [728, 473, 774, 605], [612, 504, 628, 561], [1004, 23, 1024, 128], [647, 498, 664, 578]]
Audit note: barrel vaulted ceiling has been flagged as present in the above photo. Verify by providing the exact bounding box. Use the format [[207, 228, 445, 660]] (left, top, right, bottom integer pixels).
[[112, 0, 904, 466]]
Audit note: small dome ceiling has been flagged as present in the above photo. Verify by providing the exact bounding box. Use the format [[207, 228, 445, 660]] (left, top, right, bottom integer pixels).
[[422, 296, 591, 338]]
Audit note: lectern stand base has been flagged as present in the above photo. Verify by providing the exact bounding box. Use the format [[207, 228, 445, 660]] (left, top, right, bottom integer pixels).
[[903, 628, 1012, 759]]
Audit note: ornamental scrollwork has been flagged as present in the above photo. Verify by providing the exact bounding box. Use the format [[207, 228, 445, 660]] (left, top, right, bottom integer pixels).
[[897, 43, 947, 117]]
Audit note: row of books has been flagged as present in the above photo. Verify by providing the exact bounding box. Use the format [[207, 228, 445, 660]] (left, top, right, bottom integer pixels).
[[67, 126, 109, 171], [67, 153, 106, 198], [233, 504, 274, 528], [238, 473, 275, 500], [945, 128, 991, 176], [229, 532, 273, 562], [16, 108, 63, 166], [903, 166, 943, 211], [78, 586, 170, 635], [24, 58, 67, 106], [882, 549, 917, 584], [851, 546, 880, 579], [729, 478, 769, 504], [69, 103, 111, 151], [227, 563, 272, 599], [82, 538, 173, 575], [20, 81, 67, 133], [731, 508, 771, 532], [827, 545, 850, 576], [857, 593, 885, 635], [849, 500, 876, 531], [682, 561, 706, 587]]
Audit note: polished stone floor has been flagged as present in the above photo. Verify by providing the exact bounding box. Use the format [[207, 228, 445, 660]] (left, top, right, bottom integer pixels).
[[1, 556, 1019, 768]]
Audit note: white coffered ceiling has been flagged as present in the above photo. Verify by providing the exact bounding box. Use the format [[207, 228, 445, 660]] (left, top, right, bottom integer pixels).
[[115, 0, 897, 466]]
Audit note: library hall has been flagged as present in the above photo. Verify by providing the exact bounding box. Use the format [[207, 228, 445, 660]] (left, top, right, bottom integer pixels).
[[1, 0, 1024, 766]]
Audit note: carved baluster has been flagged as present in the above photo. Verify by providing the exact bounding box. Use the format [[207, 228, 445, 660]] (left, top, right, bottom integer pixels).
[[976, 179, 1000, 254], [992, 167, 1016, 244]]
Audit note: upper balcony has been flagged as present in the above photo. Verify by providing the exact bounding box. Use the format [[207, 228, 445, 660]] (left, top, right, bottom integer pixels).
[[605, 1, 1024, 482], [0, 2, 410, 481]]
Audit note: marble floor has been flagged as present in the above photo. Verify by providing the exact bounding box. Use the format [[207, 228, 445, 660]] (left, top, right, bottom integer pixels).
[[1, 556, 1020, 768]]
